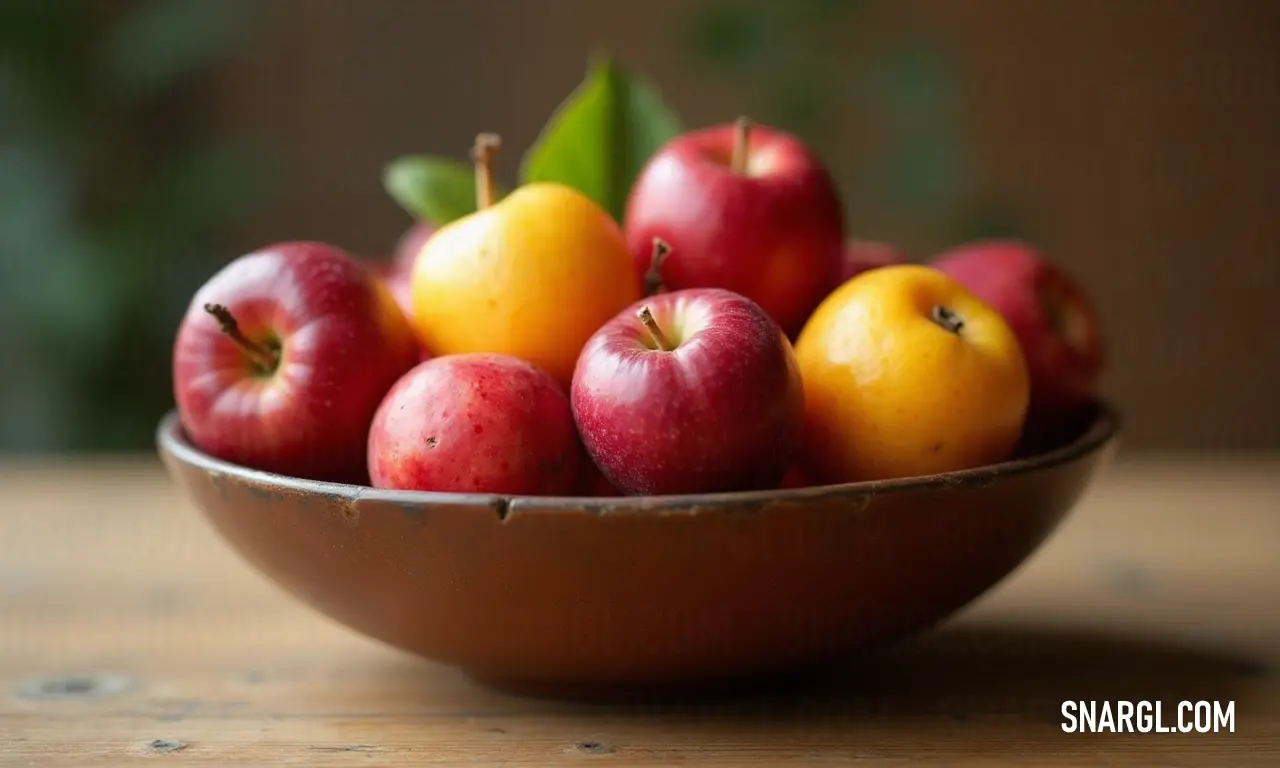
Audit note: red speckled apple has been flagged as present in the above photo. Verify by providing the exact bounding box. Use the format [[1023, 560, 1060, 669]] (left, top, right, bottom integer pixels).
[[367, 353, 582, 495], [931, 239, 1105, 415], [172, 241, 420, 483], [624, 118, 844, 337], [579, 460, 623, 497], [571, 287, 805, 496]]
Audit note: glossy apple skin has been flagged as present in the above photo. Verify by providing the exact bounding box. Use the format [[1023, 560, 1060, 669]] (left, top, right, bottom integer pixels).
[[931, 240, 1105, 415], [173, 242, 421, 484], [571, 288, 805, 496], [842, 239, 906, 283], [368, 354, 583, 495], [579, 460, 623, 497], [623, 123, 845, 338]]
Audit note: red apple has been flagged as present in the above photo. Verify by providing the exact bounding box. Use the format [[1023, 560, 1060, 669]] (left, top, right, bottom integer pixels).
[[842, 239, 906, 283], [778, 465, 811, 489], [571, 287, 805, 496], [930, 239, 1105, 414], [367, 353, 582, 495], [172, 241, 421, 483], [579, 460, 623, 497], [623, 118, 845, 338]]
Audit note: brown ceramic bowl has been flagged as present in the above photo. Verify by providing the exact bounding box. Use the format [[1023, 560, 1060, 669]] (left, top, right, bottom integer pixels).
[[157, 402, 1120, 697]]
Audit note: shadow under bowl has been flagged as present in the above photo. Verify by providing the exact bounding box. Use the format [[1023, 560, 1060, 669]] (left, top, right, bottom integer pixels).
[[156, 402, 1120, 699]]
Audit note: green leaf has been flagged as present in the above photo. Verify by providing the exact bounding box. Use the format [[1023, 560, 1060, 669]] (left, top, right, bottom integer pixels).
[[383, 155, 487, 227], [520, 56, 682, 222]]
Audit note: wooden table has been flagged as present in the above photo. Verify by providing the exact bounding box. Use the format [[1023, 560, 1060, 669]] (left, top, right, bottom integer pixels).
[[1, 456, 1277, 766]]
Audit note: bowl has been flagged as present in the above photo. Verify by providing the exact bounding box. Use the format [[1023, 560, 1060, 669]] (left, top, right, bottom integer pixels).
[[157, 402, 1120, 698]]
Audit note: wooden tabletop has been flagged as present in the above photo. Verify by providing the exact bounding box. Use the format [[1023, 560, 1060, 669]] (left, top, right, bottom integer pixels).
[[1, 455, 1277, 766]]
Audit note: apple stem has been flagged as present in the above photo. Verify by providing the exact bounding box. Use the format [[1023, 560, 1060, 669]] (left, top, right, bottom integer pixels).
[[637, 306, 673, 352], [643, 237, 672, 296], [730, 115, 753, 174], [472, 133, 501, 209], [930, 305, 965, 335], [203, 303, 279, 371]]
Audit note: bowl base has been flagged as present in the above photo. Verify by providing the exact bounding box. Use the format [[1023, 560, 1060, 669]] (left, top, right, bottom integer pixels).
[[464, 657, 850, 704], [156, 401, 1120, 704]]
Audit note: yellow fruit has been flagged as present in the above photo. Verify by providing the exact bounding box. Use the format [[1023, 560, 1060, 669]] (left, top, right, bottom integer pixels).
[[409, 135, 641, 388], [794, 264, 1030, 482]]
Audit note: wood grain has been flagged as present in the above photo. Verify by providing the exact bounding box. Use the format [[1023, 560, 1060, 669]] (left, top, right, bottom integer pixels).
[[1, 456, 1277, 766]]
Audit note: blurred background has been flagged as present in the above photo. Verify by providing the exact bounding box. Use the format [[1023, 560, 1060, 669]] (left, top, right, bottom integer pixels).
[[1, 0, 1277, 454]]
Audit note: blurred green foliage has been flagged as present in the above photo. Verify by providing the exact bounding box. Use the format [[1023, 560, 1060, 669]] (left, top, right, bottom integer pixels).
[[0, 0, 265, 452], [684, 0, 1026, 255]]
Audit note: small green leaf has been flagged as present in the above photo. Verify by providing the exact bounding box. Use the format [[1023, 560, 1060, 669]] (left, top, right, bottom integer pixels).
[[520, 56, 682, 222], [383, 155, 487, 227]]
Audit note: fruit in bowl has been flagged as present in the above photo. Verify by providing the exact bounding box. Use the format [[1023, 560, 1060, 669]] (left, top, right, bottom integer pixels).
[[624, 117, 845, 338], [931, 239, 1105, 417], [571, 285, 804, 496], [158, 59, 1120, 698], [795, 264, 1030, 484], [579, 459, 624, 497], [368, 353, 583, 496], [408, 134, 641, 388], [158, 215, 1116, 700], [171, 241, 421, 484]]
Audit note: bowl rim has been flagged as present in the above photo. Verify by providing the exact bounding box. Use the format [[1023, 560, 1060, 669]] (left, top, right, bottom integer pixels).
[[156, 401, 1121, 514]]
